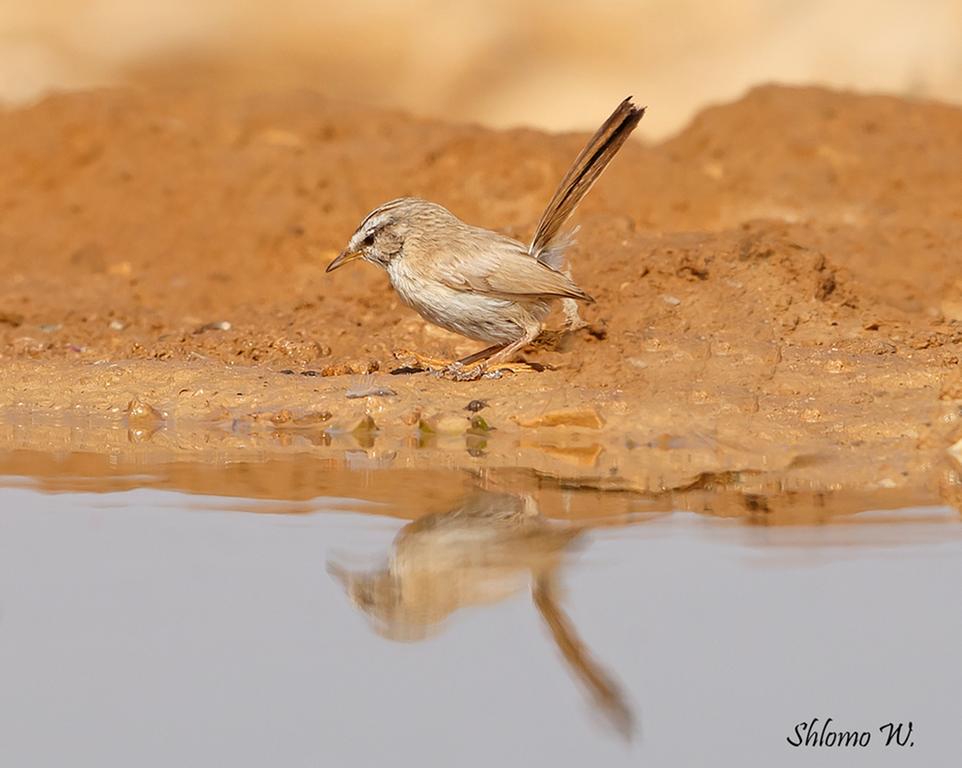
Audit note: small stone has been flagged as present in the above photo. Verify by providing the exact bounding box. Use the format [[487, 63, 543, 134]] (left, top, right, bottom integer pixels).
[[825, 359, 845, 373], [517, 407, 605, 430], [327, 414, 377, 435], [194, 320, 231, 333], [950, 437, 962, 466], [874, 341, 897, 355], [126, 398, 164, 427], [434, 415, 468, 434], [586, 324, 607, 340], [465, 399, 487, 412], [320, 359, 380, 376], [351, 415, 377, 435], [418, 415, 468, 434], [270, 409, 294, 425], [0, 311, 24, 327], [271, 410, 332, 428], [127, 427, 155, 443], [401, 408, 422, 426], [469, 416, 491, 433], [712, 340, 733, 355]]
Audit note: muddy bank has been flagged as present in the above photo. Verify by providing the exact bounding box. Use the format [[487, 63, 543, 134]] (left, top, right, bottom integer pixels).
[[0, 414, 954, 527], [0, 84, 961, 501]]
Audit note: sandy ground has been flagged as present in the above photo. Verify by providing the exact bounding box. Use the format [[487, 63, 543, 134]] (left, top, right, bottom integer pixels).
[[0, 84, 961, 513]]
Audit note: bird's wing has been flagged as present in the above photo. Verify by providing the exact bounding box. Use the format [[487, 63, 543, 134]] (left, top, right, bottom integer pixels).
[[431, 234, 594, 302]]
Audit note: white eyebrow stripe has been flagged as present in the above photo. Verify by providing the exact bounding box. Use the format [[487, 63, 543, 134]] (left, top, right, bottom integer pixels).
[[358, 197, 411, 231]]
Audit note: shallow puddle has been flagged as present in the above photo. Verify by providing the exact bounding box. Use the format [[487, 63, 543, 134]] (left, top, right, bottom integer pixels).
[[1, 447, 961, 767]]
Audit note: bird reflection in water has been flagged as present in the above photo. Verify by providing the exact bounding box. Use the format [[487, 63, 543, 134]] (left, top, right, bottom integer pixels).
[[328, 489, 634, 738]]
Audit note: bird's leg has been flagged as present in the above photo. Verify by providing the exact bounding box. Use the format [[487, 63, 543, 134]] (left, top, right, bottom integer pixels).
[[560, 262, 587, 331], [561, 296, 588, 332], [393, 343, 504, 374], [485, 328, 540, 367], [444, 325, 543, 380], [456, 344, 506, 366]]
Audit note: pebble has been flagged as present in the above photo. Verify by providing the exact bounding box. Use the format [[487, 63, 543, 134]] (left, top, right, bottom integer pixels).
[[419, 415, 468, 434], [825, 359, 845, 373], [516, 407, 605, 430], [0, 311, 24, 327], [126, 398, 164, 426], [949, 438, 962, 465], [194, 321, 231, 333]]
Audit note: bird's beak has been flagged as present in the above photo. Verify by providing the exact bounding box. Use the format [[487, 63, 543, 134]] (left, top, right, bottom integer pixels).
[[326, 248, 362, 273]]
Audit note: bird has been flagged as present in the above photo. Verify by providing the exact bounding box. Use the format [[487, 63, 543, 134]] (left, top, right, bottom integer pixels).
[[326, 97, 645, 379], [328, 488, 635, 738]]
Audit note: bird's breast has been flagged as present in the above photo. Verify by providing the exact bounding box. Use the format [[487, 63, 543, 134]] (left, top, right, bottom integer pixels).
[[386, 257, 542, 343]]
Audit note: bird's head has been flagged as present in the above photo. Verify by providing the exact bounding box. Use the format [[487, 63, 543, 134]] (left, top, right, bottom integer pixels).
[[326, 197, 434, 273]]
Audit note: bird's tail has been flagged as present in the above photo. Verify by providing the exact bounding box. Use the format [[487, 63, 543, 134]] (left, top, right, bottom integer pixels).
[[533, 573, 635, 739], [530, 97, 645, 267]]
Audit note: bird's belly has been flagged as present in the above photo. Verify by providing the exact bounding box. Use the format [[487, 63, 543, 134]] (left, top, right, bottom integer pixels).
[[388, 263, 540, 343]]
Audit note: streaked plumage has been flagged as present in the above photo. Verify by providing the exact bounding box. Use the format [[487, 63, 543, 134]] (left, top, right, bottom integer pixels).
[[327, 97, 645, 372]]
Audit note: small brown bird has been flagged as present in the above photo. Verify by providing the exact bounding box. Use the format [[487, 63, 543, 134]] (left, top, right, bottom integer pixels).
[[328, 489, 635, 738], [327, 98, 645, 378]]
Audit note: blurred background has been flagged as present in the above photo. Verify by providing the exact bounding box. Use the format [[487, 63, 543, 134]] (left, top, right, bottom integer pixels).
[[2, 0, 961, 138]]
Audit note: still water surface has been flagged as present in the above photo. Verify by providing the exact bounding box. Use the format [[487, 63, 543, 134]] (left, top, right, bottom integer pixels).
[[0, 482, 960, 767]]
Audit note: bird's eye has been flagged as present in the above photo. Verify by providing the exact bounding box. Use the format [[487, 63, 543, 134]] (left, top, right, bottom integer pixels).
[[361, 233, 375, 247]]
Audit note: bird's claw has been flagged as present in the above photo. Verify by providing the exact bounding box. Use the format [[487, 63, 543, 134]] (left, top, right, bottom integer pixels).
[[440, 361, 545, 380], [390, 349, 451, 374], [440, 362, 491, 381], [392, 349, 546, 380]]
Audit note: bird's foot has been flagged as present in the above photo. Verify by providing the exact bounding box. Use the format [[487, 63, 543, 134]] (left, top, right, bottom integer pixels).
[[441, 362, 488, 381], [392, 349, 547, 380], [440, 360, 546, 381], [390, 349, 452, 374], [488, 360, 546, 374], [561, 300, 589, 333]]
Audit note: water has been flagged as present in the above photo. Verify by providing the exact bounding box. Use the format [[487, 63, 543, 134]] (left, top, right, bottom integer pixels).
[[1, 475, 960, 767]]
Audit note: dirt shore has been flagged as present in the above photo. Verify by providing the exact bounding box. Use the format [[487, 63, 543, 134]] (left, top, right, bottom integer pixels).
[[1, 84, 961, 509]]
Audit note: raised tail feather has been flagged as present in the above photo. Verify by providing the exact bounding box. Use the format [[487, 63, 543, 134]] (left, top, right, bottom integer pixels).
[[530, 97, 645, 264], [533, 573, 635, 739]]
